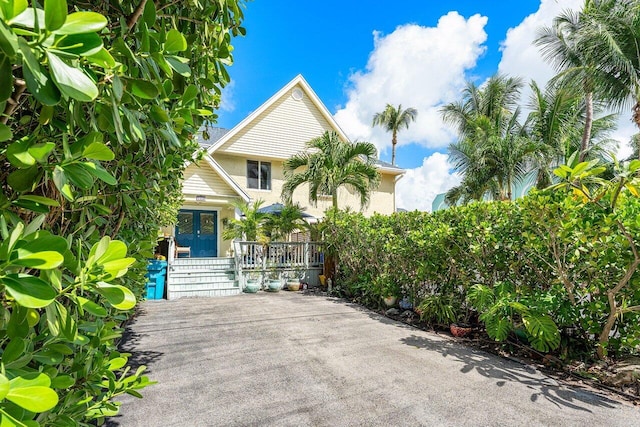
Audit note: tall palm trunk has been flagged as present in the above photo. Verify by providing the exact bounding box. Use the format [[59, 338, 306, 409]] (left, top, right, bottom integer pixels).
[[634, 101, 640, 160], [391, 130, 398, 165], [579, 91, 593, 162]]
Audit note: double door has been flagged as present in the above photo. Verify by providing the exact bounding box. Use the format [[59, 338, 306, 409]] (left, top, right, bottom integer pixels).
[[175, 210, 218, 257]]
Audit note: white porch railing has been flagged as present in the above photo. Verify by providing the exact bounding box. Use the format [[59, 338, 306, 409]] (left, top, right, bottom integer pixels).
[[233, 241, 324, 288]]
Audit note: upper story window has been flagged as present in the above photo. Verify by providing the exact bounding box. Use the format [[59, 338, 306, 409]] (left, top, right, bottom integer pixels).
[[247, 160, 271, 190]]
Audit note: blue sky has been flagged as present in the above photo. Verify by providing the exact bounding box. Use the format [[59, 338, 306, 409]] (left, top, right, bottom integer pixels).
[[216, 0, 634, 211]]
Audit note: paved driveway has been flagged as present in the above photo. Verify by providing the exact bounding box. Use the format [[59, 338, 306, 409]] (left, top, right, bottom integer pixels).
[[108, 293, 638, 426]]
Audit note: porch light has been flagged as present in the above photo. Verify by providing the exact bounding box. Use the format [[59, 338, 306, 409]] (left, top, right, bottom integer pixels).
[[196, 195, 206, 202]]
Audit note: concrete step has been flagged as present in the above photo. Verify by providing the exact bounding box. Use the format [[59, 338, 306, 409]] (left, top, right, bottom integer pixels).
[[168, 281, 238, 291], [172, 257, 235, 268]]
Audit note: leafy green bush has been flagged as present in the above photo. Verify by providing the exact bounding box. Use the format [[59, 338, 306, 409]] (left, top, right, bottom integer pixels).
[[325, 158, 640, 360], [1, 0, 245, 424]]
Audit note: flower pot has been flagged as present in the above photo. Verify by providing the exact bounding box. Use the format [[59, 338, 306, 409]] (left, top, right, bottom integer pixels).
[[267, 279, 282, 292], [399, 297, 413, 310], [450, 323, 472, 338], [287, 281, 300, 291], [244, 279, 260, 293], [383, 296, 397, 307]]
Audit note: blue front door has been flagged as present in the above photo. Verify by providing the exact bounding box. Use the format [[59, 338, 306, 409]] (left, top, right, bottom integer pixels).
[[175, 210, 218, 257]]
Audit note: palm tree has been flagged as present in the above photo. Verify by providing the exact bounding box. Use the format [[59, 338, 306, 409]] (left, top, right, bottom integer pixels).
[[263, 203, 308, 241], [372, 104, 418, 165], [221, 199, 267, 241], [524, 80, 618, 187], [573, 0, 640, 157], [442, 74, 535, 203], [536, 0, 638, 161], [282, 131, 380, 210]]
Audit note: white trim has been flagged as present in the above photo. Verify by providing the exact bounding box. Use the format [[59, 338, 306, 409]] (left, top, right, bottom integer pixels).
[[207, 74, 352, 154], [203, 154, 251, 202]]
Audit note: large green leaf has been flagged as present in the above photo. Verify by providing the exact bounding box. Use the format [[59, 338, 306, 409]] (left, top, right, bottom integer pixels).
[[0, 21, 19, 57], [19, 38, 60, 106], [27, 142, 55, 162], [46, 51, 98, 102], [0, 0, 28, 21], [96, 282, 136, 310], [44, 0, 67, 31], [166, 55, 191, 77], [0, 123, 13, 142], [165, 29, 187, 53], [55, 11, 107, 35], [82, 141, 114, 161], [80, 162, 117, 185], [55, 32, 103, 56], [77, 296, 107, 317], [95, 239, 127, 265], [6, 377, 58, 412], [63, 163, 95, 189], [11, 251, 64, 269], [128, 79, 159, 99], [52, 165, 74, 201], [6, 139, 35, 168], [9, 7, 45, 28], [8, 166, 41, 193], [1, 274, 57, 308], [0, 53, 12, 102], [0, 374, 9, 400], [86, 47, 116, 69]]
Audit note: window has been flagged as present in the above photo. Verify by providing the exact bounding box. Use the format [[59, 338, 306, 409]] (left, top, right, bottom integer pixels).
[[247, 160, 271, 190]]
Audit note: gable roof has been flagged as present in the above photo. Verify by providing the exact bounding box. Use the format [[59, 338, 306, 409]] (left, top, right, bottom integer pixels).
[[206, 74, 350, 155], [201, 154, 251, 202]]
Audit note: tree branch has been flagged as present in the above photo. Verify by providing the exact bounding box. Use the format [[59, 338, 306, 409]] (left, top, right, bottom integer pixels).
[[1, 78, 27, 125], [126, 0, 148, 31]]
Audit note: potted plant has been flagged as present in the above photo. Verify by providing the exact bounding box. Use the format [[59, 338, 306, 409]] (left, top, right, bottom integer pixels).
[[376, 274, 400, 307], [285, 269, 303, 291], [264, 267, 282, 292], [243, 271, 261, 293]]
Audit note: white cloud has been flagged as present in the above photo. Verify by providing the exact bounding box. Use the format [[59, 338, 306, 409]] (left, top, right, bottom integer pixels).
[[498, 0, 582, 88], [334, 12, 489, 157], [396, 152, 461, 212], [219, 80, 236, 112]]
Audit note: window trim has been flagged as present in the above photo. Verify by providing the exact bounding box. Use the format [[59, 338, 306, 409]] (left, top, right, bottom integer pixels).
[[246, 160, 272, 191]]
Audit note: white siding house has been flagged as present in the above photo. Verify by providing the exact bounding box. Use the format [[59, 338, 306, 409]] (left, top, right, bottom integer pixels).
[[164, 75, 404, 298]]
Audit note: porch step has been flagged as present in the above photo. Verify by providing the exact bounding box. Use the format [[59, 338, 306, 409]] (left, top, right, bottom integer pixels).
[[167, 287, 242, 298], [172, 257, 235, 268], [169, 271, 236, 286], [167, 257, 239, 299]]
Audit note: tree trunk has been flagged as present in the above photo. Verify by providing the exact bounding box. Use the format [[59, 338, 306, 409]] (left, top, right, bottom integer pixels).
[[633, 100, 640, 160], [332, 191, 338, 209], [579, 91, 593, 162], [391, 130, 397, 165]]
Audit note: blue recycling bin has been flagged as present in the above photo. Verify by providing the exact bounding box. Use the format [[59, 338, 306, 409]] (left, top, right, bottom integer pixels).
[[145, 260, 167, 300]]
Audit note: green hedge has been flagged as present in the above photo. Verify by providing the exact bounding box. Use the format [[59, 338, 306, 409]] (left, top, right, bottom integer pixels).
[[325, 173, 640, 360]]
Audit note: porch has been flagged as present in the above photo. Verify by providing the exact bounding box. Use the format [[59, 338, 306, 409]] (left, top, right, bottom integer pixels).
[[165, 239, 324, 299]]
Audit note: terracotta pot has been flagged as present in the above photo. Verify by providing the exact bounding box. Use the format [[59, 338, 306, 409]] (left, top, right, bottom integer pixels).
[[450, 323, 472, 337]]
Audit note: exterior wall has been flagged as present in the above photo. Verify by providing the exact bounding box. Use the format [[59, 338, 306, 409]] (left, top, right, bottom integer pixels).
[[216, 85, 335, 159], [182, 163, 236, 199], [214, 153, 398, 217]]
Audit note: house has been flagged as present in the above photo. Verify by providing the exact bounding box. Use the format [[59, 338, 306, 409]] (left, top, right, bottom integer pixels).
[[164, 75, 404, 298]]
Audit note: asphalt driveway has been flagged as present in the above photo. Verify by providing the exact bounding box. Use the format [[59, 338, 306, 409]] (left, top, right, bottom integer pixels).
[[108, 292, 639, 426]]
